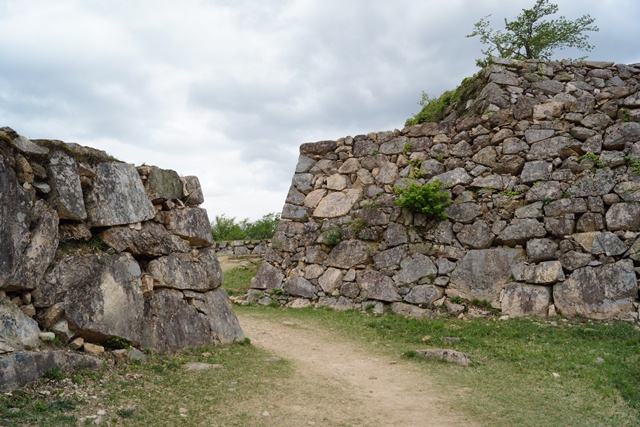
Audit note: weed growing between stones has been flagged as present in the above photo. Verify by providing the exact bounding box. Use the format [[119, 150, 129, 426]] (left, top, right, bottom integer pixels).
[[393, 179, 452, 221]]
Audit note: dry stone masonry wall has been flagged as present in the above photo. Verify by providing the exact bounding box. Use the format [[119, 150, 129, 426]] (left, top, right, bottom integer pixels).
[[251, 58, 640, 322], [1, 127, 243, 390]]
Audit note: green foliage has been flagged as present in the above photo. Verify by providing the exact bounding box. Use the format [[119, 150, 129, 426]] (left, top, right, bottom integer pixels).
[[211, 212, 280, 241], [105, 337, 132, 350], [625, 156, 640, 176], [320, 226, 343, 246], [579, 152, 605, 168], [405, 74, 484, 126], [467, 0, 599, 67], [223, 262, 260, 296], [393, 180, 452, 221]]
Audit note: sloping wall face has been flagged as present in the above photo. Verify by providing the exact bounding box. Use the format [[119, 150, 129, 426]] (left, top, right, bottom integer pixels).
[[0, 127, 243, 359], [252, 59, 640, 321]]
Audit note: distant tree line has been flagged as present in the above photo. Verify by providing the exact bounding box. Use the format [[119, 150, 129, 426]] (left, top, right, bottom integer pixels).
[[210, 212, 280, 241]]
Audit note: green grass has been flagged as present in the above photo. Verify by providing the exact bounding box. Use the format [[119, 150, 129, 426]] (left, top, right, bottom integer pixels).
[[223, 263, 260, 296], [234, 306, 640, 427]]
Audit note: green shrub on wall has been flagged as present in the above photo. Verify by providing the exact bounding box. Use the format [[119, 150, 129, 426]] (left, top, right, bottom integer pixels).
[[393, 180, 452, 221]]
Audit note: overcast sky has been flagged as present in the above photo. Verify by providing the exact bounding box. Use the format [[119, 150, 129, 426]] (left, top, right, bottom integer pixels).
[[2, 0, 639, 220]]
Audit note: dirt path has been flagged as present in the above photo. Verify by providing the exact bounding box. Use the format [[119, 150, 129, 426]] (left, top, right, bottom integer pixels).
[[237, 312, 478, 427]]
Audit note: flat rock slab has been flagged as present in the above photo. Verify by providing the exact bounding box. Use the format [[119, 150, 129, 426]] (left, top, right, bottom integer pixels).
[[414, 349, 472, 366]]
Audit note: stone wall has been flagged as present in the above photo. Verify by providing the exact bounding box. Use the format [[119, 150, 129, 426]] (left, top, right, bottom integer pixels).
[[1, 127, 243, 390], [214, 240, 271, 256], [251, 58, 640, 322]]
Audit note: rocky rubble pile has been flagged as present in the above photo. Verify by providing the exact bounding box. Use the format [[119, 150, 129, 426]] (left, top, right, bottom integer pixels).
[[1, 127, 243, 391], [251, 58, 640, 321]]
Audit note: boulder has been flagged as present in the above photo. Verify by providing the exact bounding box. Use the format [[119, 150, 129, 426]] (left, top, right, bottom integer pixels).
[[145, 166, 183, 203], [357, 270, 401, 302], [449, 248, 526, 305], [84, 162, 156, 227], [283, 277, 316, 299], [554, 260, 637, 319], [148, 249, 222, 292], [456, 220, 495, 249], [100, 221, 190, 256], [403, 285, 444, 305], [605, 203, 640, 231], [572, 232, 627, 256], [189, 288, 244, 344], [0, 297, 41, 351], [313, 189, 362, 218], [511, 261, 565, 284], [48, 151, 87, 220], [182, 175, 205, 206], [495, 219, 547, 246], [500, 283, 551, 317], [326, 240, 370, 269], [250, 262, 285, 290], [394, 253, 438, 285], [158, 207, 214, 247]]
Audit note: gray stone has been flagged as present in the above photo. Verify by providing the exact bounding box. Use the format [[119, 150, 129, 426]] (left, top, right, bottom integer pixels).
[[48, 151, 86, 220], [437, 258, 456, 275], [295, 155, 316, 173], [148, 249, 222, 292], [581, 112, 613, 130], [568, 169, 616, 197], [0, 350, 100, 392], [36, 253, 145, 344], [527, 136, 578, 160], [603, 122, 640, 150], [182, 176, 205, 206], [533, 101, 564, 120], [414, 349, 471, 366], [326, 240, 370, 269], [0, 158, 33, 288], [0, 297, 41, 351], [300, 140, 338, 155], [285, 186, 306, 205], [472, 147, 497, 167], [158, 207, 214, 247], [605, 203, 640, 231], [375, 161, 399, 184], [384, 223, 409, 247], [313, 189, 362, 218], [493, 155, 525, 175], [446, 203, 482, 224], [394, 254, 438, 285], [511, 261, 564, 284], [145, 166, 183, 202], [500, 283, 551, 317], [318, 268, 343, 294], [84, 162, 156, 227], [373, 246, 406, 270], [100, 221, 190, 256], [520, 161, 553, 184], [430, 168, 472, 188], [390, 302, 435, 318], [532, 79, 565, 94], [357, 270, 401, 302], [420, 159, 446, 179], [338, 158, 360, 174], [456, 220, 495, 249], [495, 219, 547, 246], [576, 212, 605, 232], [283, 277, 316, 299], [572, 232, 627, 256], [281, 204, 307, 220], [570, 126, 598, 141], [554, 260, 637, 320], [449, 248, 526, 305], [524, 129, 555, 144], [526, 238, 558, 262], [544, 198, 588, 217], [515, 202, 544, 219], [525, 181, 563, 202], [292, 173, 314, 193], [404, 285, 444, 305], [251, 263, 285, 290], [559, 251, 593, 271], [3, 201, 58, 292], [544, 215, 575, 237]]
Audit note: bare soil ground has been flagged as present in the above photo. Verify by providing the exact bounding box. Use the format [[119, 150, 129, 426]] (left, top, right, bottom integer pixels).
[[238, 311, 479, 427]]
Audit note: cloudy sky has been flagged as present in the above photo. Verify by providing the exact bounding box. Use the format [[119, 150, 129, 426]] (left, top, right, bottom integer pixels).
[[2, 0, 639, 220]]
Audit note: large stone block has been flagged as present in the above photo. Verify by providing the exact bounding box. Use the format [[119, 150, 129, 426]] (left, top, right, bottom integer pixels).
[[84, 162, 156, 227], [393, 253, 437, 285], [449, 248, 526, 305], [0, 297, 41, 351], [189, 288, 244, 344], [553, 260, 638, 320], [313, 189, 362, 218], [326, 240, 370, 269], [250, 262, 285, 290], [48, 151, 87, 220], [145, 166, 183, 203], [158, 207, 214, 247], [101, 221, 191, 256], [148, 248, 222, 292], [500, 283, 551, 317], [357, 270, 401, 302], [495, 219, 547, 246]]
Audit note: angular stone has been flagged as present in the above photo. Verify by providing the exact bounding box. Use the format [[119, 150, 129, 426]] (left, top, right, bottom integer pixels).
[[568, 169, 615, 197], [576, 212, 605, 232], [603, 122, 640, 150], [375, 161, 399, 184], [300, 140, 337, 155], [36, 253, 144, 344], [572, 231, 627, 256], [389, 302, 435, 318], [158, 207, 213, 247], [182, 176, 205, 206], [84, 162, 156, 227], [145, 166, 183, 203], [527, 137, 578, 160], [525, 181, 562, 202], [495, 219, 547, 246], [148, 249, 222, 292], [446, 203, 482, 224], [313, 189, 362, 218], [472, 147, 497, 167], [292, 173, 314, 193], [554, 260, 637, 320], [373, 246, 406, 270], [286, 186, 305, 206], [470, 174, 510, 190], [295, 155, 316, 173], [414, 348, 471, 366], [318, 268, 343, 294], [100, 221, 190, 256], [533, 102, 564, 120], [326, 174, 348, 191], [139, 289, 215, 351], [303, 189, 327, 208], [429, 168, 472, 188], [559, 251, 593, 271], [394, 254, 437, 285], [384, 223, 408, 247], [500, 283, 551, 317], [449, 248, 526, 305], [456, 220, 495, 249], [511, 261, 565, 284], [338, 158, 360, 174], [524, 129, 555, 144], [404, 285, 444, 305], [605, 203, 640, 231], [526, 238, 558, 262], [326, 240, 370, 269], [420, 159, 445, 178], [3, 201, 58, 292], [281, 277, 315, 299], [493, 155, 525, 175], [357, 270, 401, 302], [250, 262, 284, 290], [520, 161, 553, 184], [281, 204, 307, 220], [544, 198, 587, 217], [581, 112, 613, 130], [0, 297, 41, 351], [48, 151, 86, 220], [544, 215, 575, 237], [515, 202, 544, 219], [0, 158, 33, 288]]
